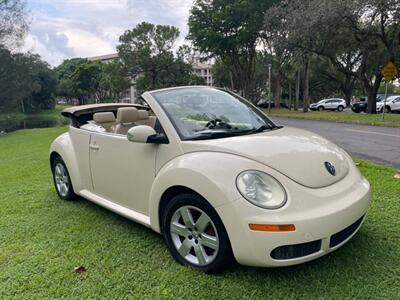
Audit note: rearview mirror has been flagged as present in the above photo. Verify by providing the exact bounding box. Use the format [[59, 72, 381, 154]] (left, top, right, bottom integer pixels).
[[127, 126, 168, 144]]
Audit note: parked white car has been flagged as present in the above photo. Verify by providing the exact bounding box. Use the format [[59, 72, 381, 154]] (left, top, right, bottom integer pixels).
[[310, 98, 347, 111], [376, 95, 400, 113], [50, 87, 370, 273]]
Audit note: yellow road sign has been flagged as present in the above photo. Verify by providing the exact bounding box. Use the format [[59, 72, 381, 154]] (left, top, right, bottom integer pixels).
[[381, 62, 398, 82]]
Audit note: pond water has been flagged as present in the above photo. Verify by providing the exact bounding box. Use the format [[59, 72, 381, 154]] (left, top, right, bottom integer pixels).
[[0, 116, 64, 133]]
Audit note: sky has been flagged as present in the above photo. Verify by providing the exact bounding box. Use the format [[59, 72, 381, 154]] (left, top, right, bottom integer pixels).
[[22, 0, 194, 66]]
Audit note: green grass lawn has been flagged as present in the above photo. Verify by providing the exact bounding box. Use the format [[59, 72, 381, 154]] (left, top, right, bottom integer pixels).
[[1, 127, 399, 299], [264, 108, 400, 127]]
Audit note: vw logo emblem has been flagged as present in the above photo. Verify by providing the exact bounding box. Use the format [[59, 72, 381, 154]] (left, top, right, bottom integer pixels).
[[324, 161, 336, 176]]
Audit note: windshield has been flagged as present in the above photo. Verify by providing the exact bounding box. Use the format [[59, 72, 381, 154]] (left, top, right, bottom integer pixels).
[[151, 87, 277, 140]]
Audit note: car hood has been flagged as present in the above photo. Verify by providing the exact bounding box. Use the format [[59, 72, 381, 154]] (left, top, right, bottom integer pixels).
[[180, 127, 350, 188]]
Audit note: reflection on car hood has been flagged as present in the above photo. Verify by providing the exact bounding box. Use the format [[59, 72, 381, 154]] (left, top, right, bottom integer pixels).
[[181, 127, 350, 188]]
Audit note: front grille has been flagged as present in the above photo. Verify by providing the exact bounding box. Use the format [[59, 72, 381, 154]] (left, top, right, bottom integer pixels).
[[271, 240, 321, 260], [329, 215, 364, 248]]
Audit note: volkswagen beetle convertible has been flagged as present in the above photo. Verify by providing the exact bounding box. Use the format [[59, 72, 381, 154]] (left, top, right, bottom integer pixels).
[[50, 86, 371, 273]]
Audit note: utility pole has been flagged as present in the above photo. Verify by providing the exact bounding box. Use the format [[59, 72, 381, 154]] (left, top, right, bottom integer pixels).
[[268, 64, 272, 113]]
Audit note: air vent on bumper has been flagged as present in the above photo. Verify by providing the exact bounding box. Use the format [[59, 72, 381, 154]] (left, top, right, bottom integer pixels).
[[329, 215, 364, 248], [271, 240, 322, 260]]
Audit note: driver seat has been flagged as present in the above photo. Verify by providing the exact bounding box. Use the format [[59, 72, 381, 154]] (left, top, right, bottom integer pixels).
[[112, 107, 140, 135]]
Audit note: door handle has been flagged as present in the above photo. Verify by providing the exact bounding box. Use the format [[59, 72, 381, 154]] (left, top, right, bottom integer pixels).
[[89, 143, 100, 151]]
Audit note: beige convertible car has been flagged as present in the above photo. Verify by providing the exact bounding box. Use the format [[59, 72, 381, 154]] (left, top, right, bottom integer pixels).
[[50, 86, 371, 273]]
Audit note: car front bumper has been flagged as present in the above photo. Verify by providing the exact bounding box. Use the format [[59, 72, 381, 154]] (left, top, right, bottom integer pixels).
[[216, 169, 371, 267]]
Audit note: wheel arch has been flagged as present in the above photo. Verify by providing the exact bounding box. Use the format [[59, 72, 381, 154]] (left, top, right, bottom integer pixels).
[[148, 152, 254, 233], [157, 185, 207, 233]]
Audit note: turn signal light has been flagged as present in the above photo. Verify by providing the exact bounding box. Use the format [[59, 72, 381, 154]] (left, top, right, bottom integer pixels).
[[248, 224, 296, 232]]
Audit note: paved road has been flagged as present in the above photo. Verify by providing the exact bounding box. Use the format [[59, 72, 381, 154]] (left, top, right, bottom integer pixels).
[[271, 117, 400, 168]]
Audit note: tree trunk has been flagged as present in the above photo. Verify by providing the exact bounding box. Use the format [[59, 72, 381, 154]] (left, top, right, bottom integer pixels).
[[303, 60, 310, 113], [363, 73, 383, 114], [342, 74, 355, 106], [20, 99, 25, 113], [288, 82, 292, 110], [275, 69, 282, 109], [295, 70, 300, 110]]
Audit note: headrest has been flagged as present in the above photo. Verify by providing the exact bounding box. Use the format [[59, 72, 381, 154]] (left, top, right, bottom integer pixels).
[[93, 112, 116, 123], [138, 110, 149, 120], [116, 107, 140, 124]]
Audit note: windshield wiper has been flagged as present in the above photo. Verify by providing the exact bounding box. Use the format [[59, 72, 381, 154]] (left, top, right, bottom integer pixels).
[[190, 131, 236, 140]]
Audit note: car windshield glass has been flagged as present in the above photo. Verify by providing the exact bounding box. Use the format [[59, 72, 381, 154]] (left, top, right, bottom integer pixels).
[[151, 87, 276, 140]]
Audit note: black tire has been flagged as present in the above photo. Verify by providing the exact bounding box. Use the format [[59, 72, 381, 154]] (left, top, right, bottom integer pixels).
[[162, 193, 234, 274], [318, 106, 324, 111], [51, 157, 76, 201], [384, 106, 391, 113], [337, 105, 344, 112]]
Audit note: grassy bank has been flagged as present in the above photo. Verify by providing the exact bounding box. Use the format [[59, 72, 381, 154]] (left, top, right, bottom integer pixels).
[[0, 127, 399, 299], [264, 108, 400, 127], [0, 105, 67, 121], [0, 105, 69, 132]]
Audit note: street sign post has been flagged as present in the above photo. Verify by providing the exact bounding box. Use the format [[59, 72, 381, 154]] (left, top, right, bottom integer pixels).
[[381, 62, 398, 120]]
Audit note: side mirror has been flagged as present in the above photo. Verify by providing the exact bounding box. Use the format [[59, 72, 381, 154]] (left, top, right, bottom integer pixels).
[[127, 125, 169, 144]]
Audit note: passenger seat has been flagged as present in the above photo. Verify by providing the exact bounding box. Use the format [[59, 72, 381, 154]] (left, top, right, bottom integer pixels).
[[92, 112, 116, 132], [137, 110, 157, 128], [113, 107, 140, 135]]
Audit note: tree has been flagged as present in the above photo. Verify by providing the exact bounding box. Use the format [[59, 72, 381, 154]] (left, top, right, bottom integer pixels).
[[0, 0, 28, 49], [188, 0, 277, 101], [262, 3, 292, 108], [0, 47, 56, 113], [279, 0, 400, 113], [99, 60, 131, 102], [55, 58, 88, 102], [117, 22, 204, 96]]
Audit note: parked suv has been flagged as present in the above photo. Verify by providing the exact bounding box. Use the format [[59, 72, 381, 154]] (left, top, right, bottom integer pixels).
[[376, 95, 400, 113], [310, 98, 346, 112]]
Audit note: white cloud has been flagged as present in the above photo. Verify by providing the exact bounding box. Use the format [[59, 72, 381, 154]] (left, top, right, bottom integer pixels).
[[22, 0, 194, 66]]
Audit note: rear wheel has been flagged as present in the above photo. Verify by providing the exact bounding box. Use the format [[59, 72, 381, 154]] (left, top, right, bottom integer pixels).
[[337, 105, 344, 112], [52, 157, 76, 201], [162, 193, 233, 274]]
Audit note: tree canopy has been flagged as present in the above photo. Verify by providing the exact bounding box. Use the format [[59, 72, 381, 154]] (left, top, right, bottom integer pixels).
[[117, 22, 204, 96]]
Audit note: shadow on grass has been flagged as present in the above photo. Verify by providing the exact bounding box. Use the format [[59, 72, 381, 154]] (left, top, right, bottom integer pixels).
[[72, 194, 382, 277]]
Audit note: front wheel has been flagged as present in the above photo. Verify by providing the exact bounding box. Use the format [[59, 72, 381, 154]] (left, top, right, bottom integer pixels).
[[318, 106, 324, 111], [162, 194, 233, 274], [52, 157, 76, 201]]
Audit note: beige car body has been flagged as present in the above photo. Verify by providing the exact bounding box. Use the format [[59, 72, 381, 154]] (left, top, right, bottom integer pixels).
[[50, 87, 371, 267]]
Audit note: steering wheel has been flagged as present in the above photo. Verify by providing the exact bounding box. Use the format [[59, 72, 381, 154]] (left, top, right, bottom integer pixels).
[[205, 119, 232, 129]]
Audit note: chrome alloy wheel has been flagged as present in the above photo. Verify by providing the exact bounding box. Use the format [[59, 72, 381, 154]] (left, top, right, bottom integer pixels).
[[170, 205, 219, 266], [54, 163, 69, 197]]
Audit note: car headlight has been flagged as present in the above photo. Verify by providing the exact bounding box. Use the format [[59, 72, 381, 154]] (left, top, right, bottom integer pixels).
[[236, 171, 287, 209]]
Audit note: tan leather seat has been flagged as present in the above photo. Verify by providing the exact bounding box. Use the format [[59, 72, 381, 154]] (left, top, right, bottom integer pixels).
[[92, 112, 116, 132], [113, 107, 140, 135], [137, 110, 157, 128]]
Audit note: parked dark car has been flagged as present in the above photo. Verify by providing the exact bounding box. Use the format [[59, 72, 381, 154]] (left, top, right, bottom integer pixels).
[[257, 99, 289, 109], [351, 101, 368, 113]]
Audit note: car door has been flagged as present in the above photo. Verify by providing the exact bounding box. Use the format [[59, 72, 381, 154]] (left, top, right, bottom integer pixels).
[[392, 97, 400, 111], [324, 100, 333, 109], [89, 132, 157, 215]]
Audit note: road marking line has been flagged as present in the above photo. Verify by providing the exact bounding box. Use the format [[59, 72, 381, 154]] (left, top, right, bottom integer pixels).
[[345, 129, 400, 138]]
